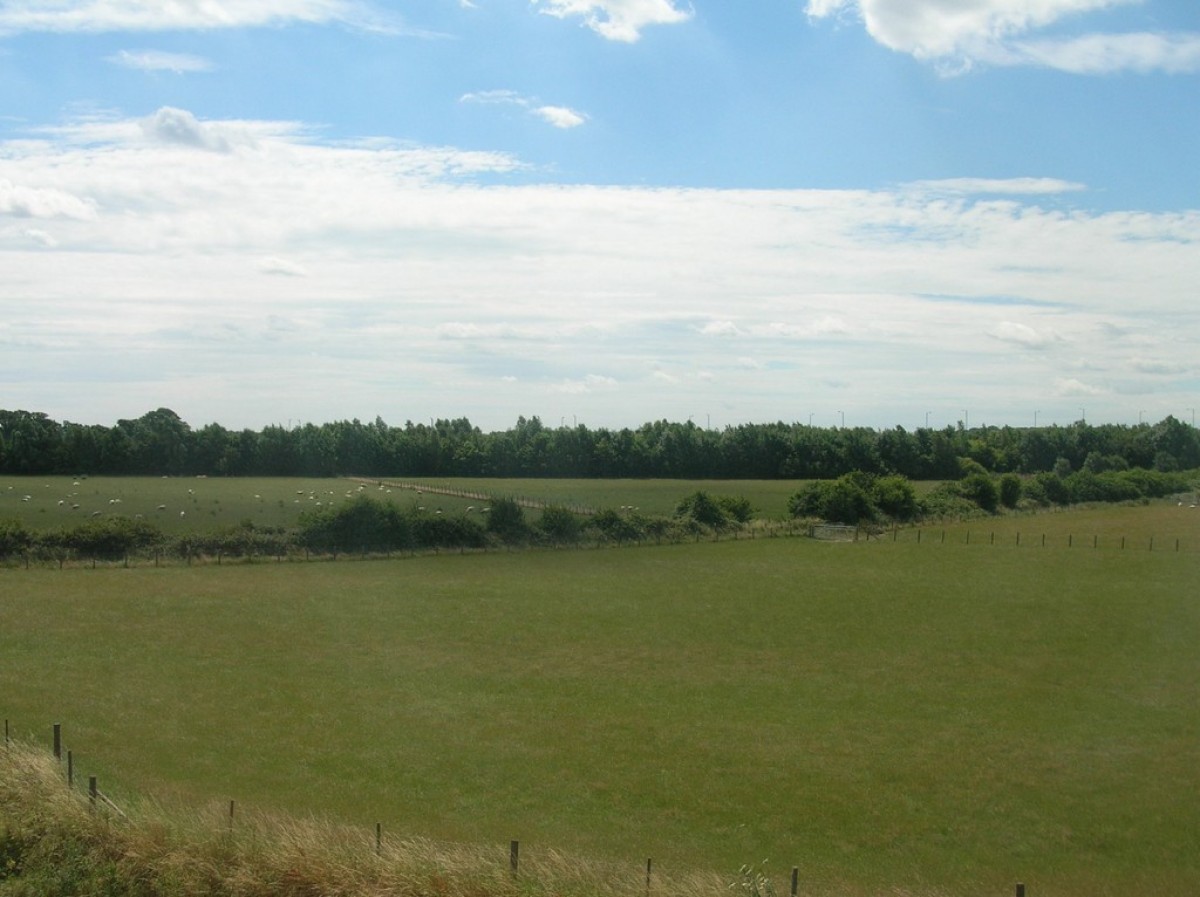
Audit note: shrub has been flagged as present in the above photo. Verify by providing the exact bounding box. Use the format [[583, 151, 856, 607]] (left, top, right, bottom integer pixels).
[[871, 475, 918, 521], [0, 519, 33, 560], [998, 473, 1022, 509], [536, 505, 583, 545], [957, 473, 999, 513], [486, 497, 528, 543], [675, 491, 728, 529], [589, 508, 645, 543]]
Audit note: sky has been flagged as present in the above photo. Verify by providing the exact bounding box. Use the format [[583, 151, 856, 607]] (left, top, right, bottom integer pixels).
[[1, 0, 1198, 434]]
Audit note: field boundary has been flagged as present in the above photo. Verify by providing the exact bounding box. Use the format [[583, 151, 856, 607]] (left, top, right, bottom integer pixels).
[[350, 477, 599, 515]]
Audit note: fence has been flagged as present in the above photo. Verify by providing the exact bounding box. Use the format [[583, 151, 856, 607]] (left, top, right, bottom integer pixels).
[[2, 719, 1039, 897]]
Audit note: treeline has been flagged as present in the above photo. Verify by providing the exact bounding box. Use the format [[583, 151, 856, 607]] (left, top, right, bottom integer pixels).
[[791, 466, 1195, 525], [2, 407, 1198, 480]]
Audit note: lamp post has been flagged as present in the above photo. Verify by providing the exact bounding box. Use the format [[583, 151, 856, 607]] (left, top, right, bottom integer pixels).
[[1034, 410, 1039, 428], [838, 410, 845, 428]]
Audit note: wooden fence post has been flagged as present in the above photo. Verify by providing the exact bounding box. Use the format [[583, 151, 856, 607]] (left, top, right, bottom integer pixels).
[[509, 840, 519, 875], [376, 822, 382, 855], [53, 723, 61, 760], [229, 800, 235, 832], [67, 750, 74, 787], [646, 858, 652, 895], [791, 866, 799, 897], [89, 776, 98, 808], [1015, 884, 1025, 897]]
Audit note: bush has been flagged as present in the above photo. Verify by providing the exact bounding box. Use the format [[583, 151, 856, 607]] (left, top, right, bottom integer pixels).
[[718, 495, 755, 524], [57, 517, 164, 561], [298, 496, 412, 554], [871, 475, 918, 521], [957, 473, 999, 513], [998, 473, 1022, 509], [0, 519, 33, 560], [589, 508, 645, 543], [675, 491, 728, 529], [536, 505, 583, 545], [486, 497, 528, 543]]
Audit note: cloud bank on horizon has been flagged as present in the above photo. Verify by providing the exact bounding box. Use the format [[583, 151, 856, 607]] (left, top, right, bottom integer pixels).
[[0, 0, 1197, 431]]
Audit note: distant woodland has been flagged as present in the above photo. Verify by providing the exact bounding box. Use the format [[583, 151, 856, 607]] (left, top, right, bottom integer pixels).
[[2, 407, 1198, 480]]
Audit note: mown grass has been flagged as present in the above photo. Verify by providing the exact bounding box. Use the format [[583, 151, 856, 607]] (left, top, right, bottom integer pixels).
[[2, 527, 1197, 896]]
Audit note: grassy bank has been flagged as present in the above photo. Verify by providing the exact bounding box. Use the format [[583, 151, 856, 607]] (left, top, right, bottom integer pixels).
[[3, 531, 1198, 895]]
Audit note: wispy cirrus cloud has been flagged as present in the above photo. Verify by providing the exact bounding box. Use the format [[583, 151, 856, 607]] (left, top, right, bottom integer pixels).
[[107, 49, 213, 73], [460, 90, 587, 129], [533, 0, 691, 42], [805, 0, 1200, 75], [0, 0, 410, 37]]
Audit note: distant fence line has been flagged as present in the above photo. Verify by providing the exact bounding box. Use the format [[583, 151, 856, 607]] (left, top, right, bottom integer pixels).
[[4, 719, 1036, 897], [351, 477, 599, 516], [1, 519, 1194, 570], [0, 521, 815, 571]]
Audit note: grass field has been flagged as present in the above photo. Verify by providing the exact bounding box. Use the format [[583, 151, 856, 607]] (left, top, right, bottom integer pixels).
[[2, 510, 1198, 896], [0, 476, 811, 534]]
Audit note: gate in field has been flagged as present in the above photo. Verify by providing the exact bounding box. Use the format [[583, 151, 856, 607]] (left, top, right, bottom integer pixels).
[[809, 523, 858, 541]]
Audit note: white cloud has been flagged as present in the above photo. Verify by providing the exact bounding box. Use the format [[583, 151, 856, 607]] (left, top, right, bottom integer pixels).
[[22, 228, 58, 247], [259, 256, 308, 277], [107, 49, 214, 73], [0, 178, 96, 219], [2, 107, 1198, 429], [0, 0, 394, 35], [1054, 377, 1106, 397], [534, 0, 691, 42], [989, 321, 1060, 349], [700, 320, 741, 336], [805, 0, 1200, 74], [905, 177, 1087, 196], [554, 374, 619, 393], [1004, 31, 1200, 74], [462, 91, 587, 129], [140, 107, 238, 152], [532, 105, 587, 129]]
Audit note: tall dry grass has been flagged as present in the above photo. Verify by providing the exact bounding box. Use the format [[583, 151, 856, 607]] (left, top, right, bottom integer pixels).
[[1, 739, 735, 897]]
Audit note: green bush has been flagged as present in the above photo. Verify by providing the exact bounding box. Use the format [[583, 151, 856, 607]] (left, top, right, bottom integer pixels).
[[537, 505, 583, 544], [675, 491, 728, 529], [485, 497, 528, 543], [0, 519, 34, 560], [957, 473, 999, 513], [998, 473, 1022, 509]]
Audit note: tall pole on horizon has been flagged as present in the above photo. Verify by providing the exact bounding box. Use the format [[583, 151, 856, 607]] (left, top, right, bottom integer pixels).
[[1034, 410, 1039, 428]]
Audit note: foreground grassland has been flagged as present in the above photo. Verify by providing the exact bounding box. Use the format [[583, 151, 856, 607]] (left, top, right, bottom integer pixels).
[[2, 528, 1198, 896]]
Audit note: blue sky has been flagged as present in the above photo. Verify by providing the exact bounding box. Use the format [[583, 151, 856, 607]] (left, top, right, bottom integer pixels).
[[1, 0, 1198, 432]]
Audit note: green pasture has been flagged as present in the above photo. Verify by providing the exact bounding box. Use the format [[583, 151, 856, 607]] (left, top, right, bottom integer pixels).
[[893, 500, 1200, 552], [0, 476, 806, 533], [2, 529, 1197, 896], [387, 477, 814, 518]]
